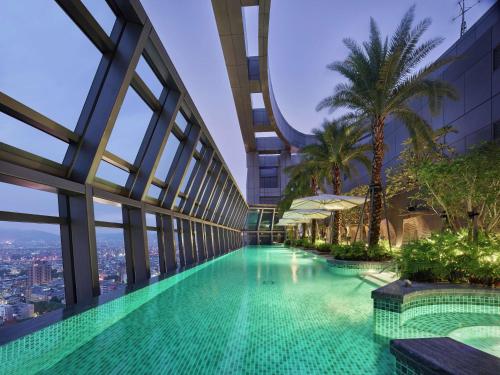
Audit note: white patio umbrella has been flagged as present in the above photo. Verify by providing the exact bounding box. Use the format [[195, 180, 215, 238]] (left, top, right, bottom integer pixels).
[[275, 219, 300, 227], [283, 209, 331, 220], [290, 194, 366, 211]]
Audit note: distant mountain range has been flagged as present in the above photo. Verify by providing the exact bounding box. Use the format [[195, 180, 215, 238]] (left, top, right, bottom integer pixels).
[[0, 227, 157, 244], [0, 227, 59, 242]]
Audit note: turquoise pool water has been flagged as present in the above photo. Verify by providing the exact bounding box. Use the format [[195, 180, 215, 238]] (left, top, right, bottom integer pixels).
[[1, 245, 498, 374]]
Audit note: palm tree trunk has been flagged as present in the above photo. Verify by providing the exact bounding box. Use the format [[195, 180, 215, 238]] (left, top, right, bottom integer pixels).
[[368, 119, 385, 247], [301, 223, 306, 239], [331, 166, 341, 244]]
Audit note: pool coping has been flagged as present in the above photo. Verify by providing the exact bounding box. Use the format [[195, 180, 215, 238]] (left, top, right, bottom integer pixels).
[[0, 250, 237, 347], [390, 337, 500, 375], [372, 280, 499, 303]]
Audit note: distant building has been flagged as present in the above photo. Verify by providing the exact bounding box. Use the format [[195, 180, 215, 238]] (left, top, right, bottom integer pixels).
[[0, 304, 14, 322], [13, 303, 35, 321], [27, 261, 52, 287]]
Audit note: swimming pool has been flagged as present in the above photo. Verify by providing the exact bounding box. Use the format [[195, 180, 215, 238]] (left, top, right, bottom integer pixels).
[[1, 245, 498, 374]]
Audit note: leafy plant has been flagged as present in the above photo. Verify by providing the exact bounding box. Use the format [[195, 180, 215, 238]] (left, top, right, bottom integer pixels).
[[398, 230, 499, 285], [331, 242, 392, 261], [315, 242, 333, 253]]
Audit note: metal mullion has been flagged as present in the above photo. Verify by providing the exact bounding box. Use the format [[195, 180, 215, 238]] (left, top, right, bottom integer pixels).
[[64, 19, 152, 183], [94, 220, 124, 229], [218, 185, 235, 225], [223, 188, 239, 226], [205, 172, 227, 221], [212, 179, 231, 223], [0, 142, 68, 178], [197, 162, 222, 218], [226, 199, 240, 229], [56, 0, 115, 53], [184, 149, 214, 215], [131, 73, 162, 111], [0, 92, 79, 143], [93, 178, 128, 196], [126, 86, 182, 201], [0, 159, 84, 194], [0, 211, 63, 225], [102, 150, 137, 173], [227, 198, 243, 228], [158, 123, 200, 209]]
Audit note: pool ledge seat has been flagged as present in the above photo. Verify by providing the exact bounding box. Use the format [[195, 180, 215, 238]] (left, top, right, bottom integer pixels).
[[390, 337, 500, 375]]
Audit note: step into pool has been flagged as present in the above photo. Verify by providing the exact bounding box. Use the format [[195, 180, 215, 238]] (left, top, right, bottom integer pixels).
[[0, 245, 497, 374]]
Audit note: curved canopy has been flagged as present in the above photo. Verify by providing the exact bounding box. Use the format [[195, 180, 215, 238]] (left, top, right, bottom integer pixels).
[[290, 194, 366, 211]]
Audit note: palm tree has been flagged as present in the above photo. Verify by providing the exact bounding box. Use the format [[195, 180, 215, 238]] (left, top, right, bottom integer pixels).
[[317, 6, 457, 247], [300, 120, 371, 243]]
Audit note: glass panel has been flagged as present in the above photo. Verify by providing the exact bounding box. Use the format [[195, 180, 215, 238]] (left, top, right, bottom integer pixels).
[[174, 196, 183, 211], [155, 134, 180, 181], [147, 230, 160, 278], [146, 184, 162, 199], [93, 200, 122, 223], [245, 209, 259, 231], [135, 56, 163, 98], [0, 182, 59, 217], [195, 141, 203, 153], [175, 111, 188, 133], [260, 167, 278, 188], [106, 87, 153, 163], [0, 113, 68, 162], [242, 6, 258, 56], [250, 93, 264, 108], [95, 227, 126, 294], [179, 157, 196, 194], [145, 213, 157, 228], [259, 211, 273, 230], [95, 161, 130, 186], [0, 222, 64, 326], [0, 1, 101, 129], [80, 0, 116, 35]]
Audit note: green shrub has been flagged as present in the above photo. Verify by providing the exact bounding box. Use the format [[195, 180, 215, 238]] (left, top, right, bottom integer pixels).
[[331, 242, 393, 261], [284, 239, 292, 246], [315, 243, 332, 253], [398, 230, 499, 285]]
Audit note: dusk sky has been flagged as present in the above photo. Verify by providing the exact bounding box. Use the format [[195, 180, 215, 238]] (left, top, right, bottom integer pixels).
[[0, 0, 495, 230]]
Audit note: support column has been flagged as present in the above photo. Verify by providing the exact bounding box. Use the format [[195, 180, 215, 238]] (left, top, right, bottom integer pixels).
[[205, 225, 214, 258], [58, 184, 99, 305], [196, 222, 206, 261], [122, 204, 149, 283], [213, 227, 220, 256], [181, 219, 194, 265], [158, 214, 177, 272]]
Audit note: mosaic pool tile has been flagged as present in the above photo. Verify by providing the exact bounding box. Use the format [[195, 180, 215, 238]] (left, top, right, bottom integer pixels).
[[1, 245, 498, 374]]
